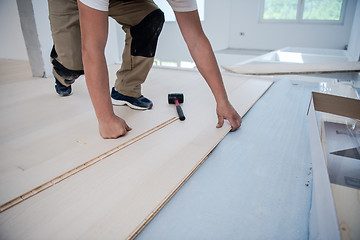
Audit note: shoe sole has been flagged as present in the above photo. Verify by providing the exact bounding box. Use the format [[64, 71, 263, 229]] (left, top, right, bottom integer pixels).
[[57, 92, 72, 97], [111, 98, 150, 110], [55, 85, 72, 97]]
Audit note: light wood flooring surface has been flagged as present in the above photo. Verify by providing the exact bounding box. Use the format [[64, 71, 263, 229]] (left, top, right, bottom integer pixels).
[[223, 61, 360, 75], [0, 60, 272, 239]]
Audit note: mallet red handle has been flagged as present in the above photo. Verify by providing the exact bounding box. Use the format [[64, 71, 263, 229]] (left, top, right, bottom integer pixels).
[[174, 99, 186, 121]]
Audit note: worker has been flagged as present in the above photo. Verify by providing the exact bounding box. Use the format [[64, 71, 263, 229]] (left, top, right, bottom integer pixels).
[[48, 0, 163, 109], [50, 0, 242, 139]]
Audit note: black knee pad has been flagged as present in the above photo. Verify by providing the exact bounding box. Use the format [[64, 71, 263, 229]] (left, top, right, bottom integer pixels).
[[50, 46, 84, 82], [130, 9, 165, 58]]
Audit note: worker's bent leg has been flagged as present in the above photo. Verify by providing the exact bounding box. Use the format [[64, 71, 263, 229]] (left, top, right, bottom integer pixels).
[[50, 46, 84, 86], [109, 0, 164, 98], [48, 0, 84, 88]]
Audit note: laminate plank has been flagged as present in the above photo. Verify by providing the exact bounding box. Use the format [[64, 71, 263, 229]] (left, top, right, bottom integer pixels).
[[331, 184, 360, 240], [0, 60, 32, 84], [0, 63, 177, 206], [0, 69, 272, 239], [0, 62, 257, 207], [223, 61, 360, 75], [0, 60, 273, 239]]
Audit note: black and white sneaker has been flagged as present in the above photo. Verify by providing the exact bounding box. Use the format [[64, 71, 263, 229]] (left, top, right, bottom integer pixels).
[[55, 78, 72, 96], [111, 87, 153, 110]]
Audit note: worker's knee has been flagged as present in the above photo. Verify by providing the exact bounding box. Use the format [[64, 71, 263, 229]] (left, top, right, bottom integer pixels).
[[130, 9, 165, 58], [50, 46, 84, 82]]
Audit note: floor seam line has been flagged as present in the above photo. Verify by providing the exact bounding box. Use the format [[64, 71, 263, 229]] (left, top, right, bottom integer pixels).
[[0, 117, 178, 213]]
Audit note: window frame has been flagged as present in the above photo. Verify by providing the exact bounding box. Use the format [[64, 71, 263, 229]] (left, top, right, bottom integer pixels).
[[259, 0, 347, 25]]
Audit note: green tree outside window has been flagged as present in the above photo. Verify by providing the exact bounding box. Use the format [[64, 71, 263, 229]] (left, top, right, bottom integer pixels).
[[262, 0, 344, 21]]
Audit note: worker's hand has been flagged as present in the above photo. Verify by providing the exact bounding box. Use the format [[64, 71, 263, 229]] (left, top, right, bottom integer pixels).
[[98, 115, 132, 139], [216, 101, 242, 131]]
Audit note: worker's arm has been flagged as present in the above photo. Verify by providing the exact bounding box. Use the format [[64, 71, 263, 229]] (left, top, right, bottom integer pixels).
[[174, 10, 242, 131], [77, 1, 131, 138]]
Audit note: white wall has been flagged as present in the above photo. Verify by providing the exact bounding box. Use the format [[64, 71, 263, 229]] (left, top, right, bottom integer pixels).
[[228, 0, 357, 51], [347, 0, 360, 61], [105, 18, 122, 65], [0, 0, 28, 60], [202, 1, 231, 51], [153, 0, 232, 62], [31, 0, 54, 77], [0, 0, 120, 76]]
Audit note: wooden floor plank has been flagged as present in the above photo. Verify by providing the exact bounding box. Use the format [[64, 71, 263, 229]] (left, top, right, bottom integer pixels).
[[223, 61, 360, 75], [0, 67, 175, 206], [0, 60, 273, 239]]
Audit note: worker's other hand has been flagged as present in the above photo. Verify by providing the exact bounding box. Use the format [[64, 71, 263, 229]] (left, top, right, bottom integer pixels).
[[98, 115, 132, 139], [216, 101, 242, 131]]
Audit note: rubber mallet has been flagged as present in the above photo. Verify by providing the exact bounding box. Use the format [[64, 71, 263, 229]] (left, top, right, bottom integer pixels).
[[168, 93, 186, 121]]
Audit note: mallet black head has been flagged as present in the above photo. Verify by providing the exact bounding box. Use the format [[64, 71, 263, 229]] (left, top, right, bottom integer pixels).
[[168, 93, 184, 104]]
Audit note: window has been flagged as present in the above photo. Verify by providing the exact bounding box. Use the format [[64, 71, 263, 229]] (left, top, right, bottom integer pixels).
[[153, 0, 205, 22], [261, 0, 346, 23]]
